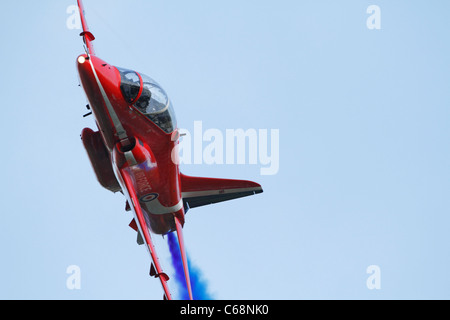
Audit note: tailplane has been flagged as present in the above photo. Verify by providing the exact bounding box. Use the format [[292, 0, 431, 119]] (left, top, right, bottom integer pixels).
[[180, 174, 263, 211]]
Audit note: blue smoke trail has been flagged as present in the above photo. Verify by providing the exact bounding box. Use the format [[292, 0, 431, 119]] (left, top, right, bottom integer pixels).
[[167, 232, 214, 300]]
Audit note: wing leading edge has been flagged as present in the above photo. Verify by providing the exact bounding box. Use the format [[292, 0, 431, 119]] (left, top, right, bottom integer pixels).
[[117, 167, 172, 300]]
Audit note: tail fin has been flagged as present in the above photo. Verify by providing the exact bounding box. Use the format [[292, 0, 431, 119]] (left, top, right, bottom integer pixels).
[[77, 0, 96, 55], [180, 174, 263, 211]]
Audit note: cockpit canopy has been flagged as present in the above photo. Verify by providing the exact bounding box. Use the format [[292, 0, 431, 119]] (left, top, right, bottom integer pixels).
[[116, 67, 177, 134]]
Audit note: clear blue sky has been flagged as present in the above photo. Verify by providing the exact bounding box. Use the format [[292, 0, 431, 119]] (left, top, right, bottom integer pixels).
[[0, 0, 449, 299]]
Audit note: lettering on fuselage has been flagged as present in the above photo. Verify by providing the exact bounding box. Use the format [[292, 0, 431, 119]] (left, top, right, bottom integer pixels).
[[133, 169, 152, 194]]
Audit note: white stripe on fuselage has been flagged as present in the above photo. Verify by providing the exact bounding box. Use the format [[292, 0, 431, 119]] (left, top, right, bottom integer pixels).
[[88, 58, 128, 141], [141, 198, 183, 215]]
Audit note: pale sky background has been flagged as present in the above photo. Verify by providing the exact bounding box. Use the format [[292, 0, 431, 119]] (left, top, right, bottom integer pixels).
[[0, 0, 449, 300]]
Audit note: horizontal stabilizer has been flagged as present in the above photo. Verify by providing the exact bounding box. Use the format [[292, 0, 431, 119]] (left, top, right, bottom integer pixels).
[[181, 174, 263, 210]]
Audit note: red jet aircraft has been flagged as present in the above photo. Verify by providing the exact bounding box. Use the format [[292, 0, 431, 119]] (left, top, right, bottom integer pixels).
[[75, 0, 263, 300]]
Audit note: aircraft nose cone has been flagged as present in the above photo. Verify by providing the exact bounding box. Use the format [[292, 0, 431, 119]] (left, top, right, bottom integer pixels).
[[76, 54, 91, 77], [77, 54, 87, 65]]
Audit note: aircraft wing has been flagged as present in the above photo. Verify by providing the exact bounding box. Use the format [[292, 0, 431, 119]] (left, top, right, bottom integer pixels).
[[77, 0, 96, 55], [181, 174, 263, 210], [116, 167, 172, 300]]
